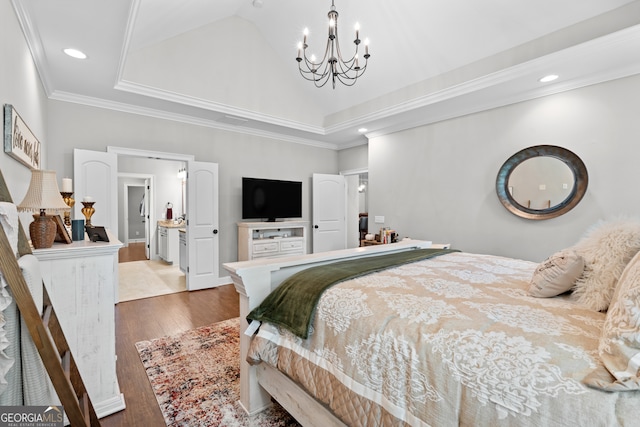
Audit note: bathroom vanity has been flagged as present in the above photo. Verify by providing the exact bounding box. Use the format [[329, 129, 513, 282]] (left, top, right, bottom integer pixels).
[[157, 220, 184, 264]]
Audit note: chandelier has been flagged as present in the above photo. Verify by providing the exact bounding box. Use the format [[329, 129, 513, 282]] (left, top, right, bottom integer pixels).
[[296, 0, 370, 89]]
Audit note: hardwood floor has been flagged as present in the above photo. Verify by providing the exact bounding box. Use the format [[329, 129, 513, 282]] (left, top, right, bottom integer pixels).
[[100, 285, 240, 427], [118, 242, 147, 263]]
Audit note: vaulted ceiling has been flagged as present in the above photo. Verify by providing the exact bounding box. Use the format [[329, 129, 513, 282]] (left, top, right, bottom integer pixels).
[[12, 0, 640, 149]]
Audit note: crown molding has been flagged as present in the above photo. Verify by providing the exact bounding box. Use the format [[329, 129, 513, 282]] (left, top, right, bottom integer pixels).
[[330, 24, 640, 135], [11, 0, 53, 96], [114, 79, 326, 135], [48, 90, 339, 150], [360, 24, 640, 140]]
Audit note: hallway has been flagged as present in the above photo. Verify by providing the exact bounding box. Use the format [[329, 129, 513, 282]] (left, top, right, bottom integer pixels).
[[118, 242, 186, 302]]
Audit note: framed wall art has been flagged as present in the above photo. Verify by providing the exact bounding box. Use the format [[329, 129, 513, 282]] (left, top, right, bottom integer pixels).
[[3, 104, 41, 170]]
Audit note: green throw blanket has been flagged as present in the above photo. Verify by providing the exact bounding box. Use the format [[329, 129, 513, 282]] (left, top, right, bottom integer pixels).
[[248, 248, 458, 338]]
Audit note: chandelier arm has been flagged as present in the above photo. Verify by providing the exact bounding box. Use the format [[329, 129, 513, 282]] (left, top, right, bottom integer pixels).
[[334, 56, 362, 77], [297, 67, 331, 87], [299, 58, 333, 87], [334, 73, 360, 86], [316, 58, 333, 78], [335, 61, 368, 83]]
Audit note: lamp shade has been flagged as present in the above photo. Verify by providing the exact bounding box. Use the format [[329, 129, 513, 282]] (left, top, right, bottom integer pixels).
[[18, 170, 70, 212]]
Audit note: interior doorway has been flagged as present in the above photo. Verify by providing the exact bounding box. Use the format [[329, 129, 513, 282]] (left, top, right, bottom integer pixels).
[[126, 184, 146, 244], [343, 169, 368, 249], [119, 174, 153, 258]]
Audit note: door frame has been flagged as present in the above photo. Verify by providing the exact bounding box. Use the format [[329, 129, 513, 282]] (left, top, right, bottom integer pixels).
[[106, 147, 228, 290], [107, 146, 194, 163], [108, 147, 193, 261], [120, 173, 154, 256], [340, 168, 368, 249]]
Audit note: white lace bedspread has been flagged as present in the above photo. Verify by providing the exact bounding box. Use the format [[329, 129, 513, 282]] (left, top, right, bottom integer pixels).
[[248, 252, 640, 426]]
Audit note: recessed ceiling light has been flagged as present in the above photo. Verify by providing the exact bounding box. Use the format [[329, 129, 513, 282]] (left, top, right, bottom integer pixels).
[[358, 128, 368, 133], [539, 74, 559, 83], [63, 48, 87, 59]]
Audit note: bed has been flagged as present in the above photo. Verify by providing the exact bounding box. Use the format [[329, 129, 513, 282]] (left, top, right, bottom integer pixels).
[[224, 230, 640, 426]]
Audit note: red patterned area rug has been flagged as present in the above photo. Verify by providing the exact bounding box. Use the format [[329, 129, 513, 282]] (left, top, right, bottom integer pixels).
[[135, 317, 301, 426]]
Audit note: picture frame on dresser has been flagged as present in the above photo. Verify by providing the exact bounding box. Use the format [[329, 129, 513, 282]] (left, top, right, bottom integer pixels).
[[52, 214, 72, 244], [85, 225, 109, 242]]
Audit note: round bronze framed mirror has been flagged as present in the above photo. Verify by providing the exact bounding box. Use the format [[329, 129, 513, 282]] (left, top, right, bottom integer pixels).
[[496, 145, 588, 220]]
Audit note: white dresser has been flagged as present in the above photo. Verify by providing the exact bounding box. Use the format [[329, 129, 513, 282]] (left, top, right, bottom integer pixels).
[[33, 232, 125, 418]]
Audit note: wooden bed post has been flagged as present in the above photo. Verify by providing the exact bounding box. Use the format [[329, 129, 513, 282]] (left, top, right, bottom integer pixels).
[[227, 265, 277, 415]]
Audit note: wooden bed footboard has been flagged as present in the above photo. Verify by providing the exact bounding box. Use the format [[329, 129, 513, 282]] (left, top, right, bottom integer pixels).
[[223, 239, 432, 421]]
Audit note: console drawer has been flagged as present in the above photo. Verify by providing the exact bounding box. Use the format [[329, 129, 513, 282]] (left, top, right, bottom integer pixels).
[[253, 241, 279, 254], [280, 240, 303, 251]]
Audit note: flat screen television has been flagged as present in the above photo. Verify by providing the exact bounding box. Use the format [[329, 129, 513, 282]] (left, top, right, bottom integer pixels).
[[242, 177, 302, 221]]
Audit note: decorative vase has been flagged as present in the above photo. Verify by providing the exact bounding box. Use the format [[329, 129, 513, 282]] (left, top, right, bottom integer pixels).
[[61, 191, 75, 227], [30, 211, 56, 249], [81, 201, 95, 227]]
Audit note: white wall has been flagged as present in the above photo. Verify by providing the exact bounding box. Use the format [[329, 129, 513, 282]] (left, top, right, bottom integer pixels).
[[45, 101, 339, 273], [0, 0, 49, 225], [369, 73, 640, 262], [338, 144, 368, 172]]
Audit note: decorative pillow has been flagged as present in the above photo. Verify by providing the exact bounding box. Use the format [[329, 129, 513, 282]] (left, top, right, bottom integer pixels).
[[571, 217, 640, 311], [528, 250, 584, 298], [594, 250, 640, 390]]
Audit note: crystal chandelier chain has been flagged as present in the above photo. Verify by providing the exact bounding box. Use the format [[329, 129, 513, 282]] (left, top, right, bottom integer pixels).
[[296, 0, 370, 89]]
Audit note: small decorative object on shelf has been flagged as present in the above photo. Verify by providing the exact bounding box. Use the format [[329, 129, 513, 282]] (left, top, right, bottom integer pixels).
[[60, 192, 74, 226], [60, 177, 74, 227], [378, 227, 398, 244], [71, 219, 84, 241], [81, 197, 95, 227]]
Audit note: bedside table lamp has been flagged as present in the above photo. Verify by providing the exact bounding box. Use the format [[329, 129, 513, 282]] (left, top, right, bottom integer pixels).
[[17, 169, 70, 249]]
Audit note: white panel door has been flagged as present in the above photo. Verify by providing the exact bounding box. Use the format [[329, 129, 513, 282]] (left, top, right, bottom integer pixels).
[[73, 149, 118, 237], [186, 161, 220, 291], [312, 173, 346, 253]]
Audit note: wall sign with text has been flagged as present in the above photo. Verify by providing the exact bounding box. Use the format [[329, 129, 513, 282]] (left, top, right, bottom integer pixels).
[[3, 104, 41, 170]]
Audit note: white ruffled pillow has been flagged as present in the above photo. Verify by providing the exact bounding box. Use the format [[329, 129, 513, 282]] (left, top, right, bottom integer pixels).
[[571, 218, 640, 311], [528, 250, 584, 298], [596, 250, 640, 390]]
